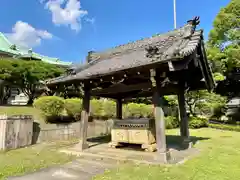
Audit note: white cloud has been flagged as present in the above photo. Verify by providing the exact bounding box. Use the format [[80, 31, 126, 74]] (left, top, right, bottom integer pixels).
[[85, 17, 95, 25], [43, 0, 88, 32], [6, 21, 53, 48]]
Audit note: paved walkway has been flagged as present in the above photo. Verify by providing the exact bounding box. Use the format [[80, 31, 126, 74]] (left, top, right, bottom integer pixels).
[[8, 143, 199, 180], [8, 158, 117, 180]]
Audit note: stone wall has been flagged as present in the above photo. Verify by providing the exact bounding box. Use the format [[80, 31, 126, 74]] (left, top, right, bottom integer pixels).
[[0, 113, 113, 147], [33, 120, 114, 143], [0, 115, 33, 150]]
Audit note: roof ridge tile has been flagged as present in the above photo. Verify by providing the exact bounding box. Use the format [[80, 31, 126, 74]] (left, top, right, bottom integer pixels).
[[88, 17, 201, 62]]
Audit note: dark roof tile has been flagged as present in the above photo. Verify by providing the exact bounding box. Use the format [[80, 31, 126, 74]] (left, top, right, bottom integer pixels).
[[47, 17, 203, 85]]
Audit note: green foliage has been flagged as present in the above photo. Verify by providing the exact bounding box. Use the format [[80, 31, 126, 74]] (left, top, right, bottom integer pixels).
[[211, 104, 226, 119], [213, 72, 225, 81], [123, 103, 153, 118], [207, 0, 240, 73], [164, 95, 178, 106], [101, 100, 116, 118], [165, 116, 179, 129], [209, 123, 240, 132], [0, 58, 65, 104], [189, 116, 208, 129], [90, 99, 105, 118], [64, 98, 82, 118], [185, 90, 227, 117], [33, 96, 65, 120], [208, 0, 240, 47]]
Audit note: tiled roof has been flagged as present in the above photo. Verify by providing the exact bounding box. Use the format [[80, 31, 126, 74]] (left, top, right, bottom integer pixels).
[[47, 17, 203, 85], [0, 33, 72, 66]]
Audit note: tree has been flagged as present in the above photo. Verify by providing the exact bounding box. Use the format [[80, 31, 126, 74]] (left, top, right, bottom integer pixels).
[[0, 59, 65, 104], [207, 0, 240, 73]]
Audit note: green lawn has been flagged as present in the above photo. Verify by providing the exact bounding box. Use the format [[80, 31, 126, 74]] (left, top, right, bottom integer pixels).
[[0, 106, 43, 121], [0, 141, 76, 180], [95, 128, 240, 180], [0, 105, 47, 127]]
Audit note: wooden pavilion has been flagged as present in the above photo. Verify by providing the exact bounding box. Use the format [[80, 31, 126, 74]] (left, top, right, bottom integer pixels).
[[46, 17, 215, 162]]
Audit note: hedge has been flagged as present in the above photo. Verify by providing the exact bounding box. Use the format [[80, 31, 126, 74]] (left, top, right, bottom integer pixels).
[[64, 98, 82, 119], [189, 116, 209, 129], [33, 96, 65, 117], [209, 123, 240, 132], [33, 96, 206, 129]]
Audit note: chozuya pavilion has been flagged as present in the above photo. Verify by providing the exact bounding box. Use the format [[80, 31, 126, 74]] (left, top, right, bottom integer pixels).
[[46, 17, 215, 162]]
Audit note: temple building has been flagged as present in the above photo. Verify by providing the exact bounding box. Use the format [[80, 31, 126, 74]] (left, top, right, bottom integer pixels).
[[0, 32, 72, 105], [0, 32, 72, 66]]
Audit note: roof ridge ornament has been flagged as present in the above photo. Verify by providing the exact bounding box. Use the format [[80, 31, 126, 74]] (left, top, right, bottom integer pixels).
[[187, 16, 200, 26]]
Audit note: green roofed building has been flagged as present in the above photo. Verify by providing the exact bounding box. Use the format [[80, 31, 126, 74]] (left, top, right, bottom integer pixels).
[[0, 32, 72, 105], [0, 32, 72, 67]]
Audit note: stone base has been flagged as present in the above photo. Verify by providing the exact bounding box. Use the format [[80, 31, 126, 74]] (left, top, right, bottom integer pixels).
[[181, 139, 193, 149], [142, 143, 157, 152], [74, 141, 89, 151], [108, 141, 123, 148], [154, 150, 171, 163]]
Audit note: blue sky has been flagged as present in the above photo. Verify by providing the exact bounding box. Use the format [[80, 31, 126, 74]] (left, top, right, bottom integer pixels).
[[0, 0, 230, 64]]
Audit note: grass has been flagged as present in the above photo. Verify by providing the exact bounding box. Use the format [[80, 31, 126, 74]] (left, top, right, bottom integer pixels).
[[209, 123, 240, 132], [0, 106, 43, 122], [0, 141, 76, 180], [94, 128, 240, 180]]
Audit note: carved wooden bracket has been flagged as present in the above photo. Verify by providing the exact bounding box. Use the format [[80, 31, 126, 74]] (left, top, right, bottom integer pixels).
[[150, 69, 156, 87]]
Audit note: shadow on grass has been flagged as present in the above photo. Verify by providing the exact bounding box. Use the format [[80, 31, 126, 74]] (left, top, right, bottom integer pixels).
[[87, 135, 111, 148], [167, 135, 210, 150], [86, 134, 210, 151]]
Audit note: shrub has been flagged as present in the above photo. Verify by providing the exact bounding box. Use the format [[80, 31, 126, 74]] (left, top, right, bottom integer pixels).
[[209, 123, 240, 132], [90, 99, 104, 118], [189, 116, 208, 129], [165, 116, 179, 129], [33, 96, 65, 120], [211, 104, 226, 119], [123, 103, 152, 118], [102, 100, 116, 118], [64, 98, 82, 119]]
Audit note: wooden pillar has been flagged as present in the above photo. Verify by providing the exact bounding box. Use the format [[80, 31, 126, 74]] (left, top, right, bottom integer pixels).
[[178, 88, 191, 148], [116, 98, 122, 119], [152, 90, 167, 153], [150, 69, 170, 162], [77, 83, 90, 151]]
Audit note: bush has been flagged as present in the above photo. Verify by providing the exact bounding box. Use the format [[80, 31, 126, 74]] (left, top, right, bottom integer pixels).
[[123, 103, 153, 118], [102, 100, 116, 118], [211, 104, 226, 119], [189, 116, 208, 129], [90, 99, 104, 118], [209, 123, 240, 132], [64, 98, 82, 119], [165, 116, 179, 129], [33, 96, 65, 121]]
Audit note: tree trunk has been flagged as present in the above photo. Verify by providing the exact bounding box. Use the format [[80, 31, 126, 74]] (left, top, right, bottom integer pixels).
[[27, 97, 34, 105]]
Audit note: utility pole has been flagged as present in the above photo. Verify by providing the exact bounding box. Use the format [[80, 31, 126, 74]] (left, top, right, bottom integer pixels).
[[173, 0, 177, 29]]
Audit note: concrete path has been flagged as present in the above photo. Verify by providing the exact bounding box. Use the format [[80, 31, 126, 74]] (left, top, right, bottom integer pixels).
[[7, 143, 199, 180], [7, 158, 117, 180]]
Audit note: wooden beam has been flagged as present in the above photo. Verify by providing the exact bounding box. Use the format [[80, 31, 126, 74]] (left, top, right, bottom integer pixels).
[[167, 54, 194, 72], [199, 42, 215, 91], [90, 82, 151, 96], [77, 83, 90, 151]]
